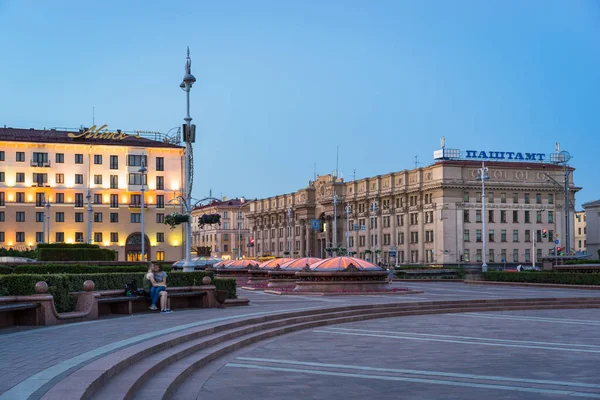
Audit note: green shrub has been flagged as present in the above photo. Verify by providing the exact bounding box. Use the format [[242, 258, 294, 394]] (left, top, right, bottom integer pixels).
[[12, 264, 168, 274], [0, 266, 14, 275], [38, 248, 116, 262], [214, 278, 237, 299], [482, 272, 600, 285], [0, 247, 37, 259], [37, 243, 100, 249], [0, 271, 216, 312]]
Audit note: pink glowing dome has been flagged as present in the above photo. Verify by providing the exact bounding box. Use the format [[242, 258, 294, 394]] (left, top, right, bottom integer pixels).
[[225, 259, 260, 269], [213, 260, 233, 268], [258, 258, 294, 269], [309, 256, 383, 271], [279, 257, 322, 270]]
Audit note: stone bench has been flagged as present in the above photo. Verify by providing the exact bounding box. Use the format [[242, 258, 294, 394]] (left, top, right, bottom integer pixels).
[[94, 286, 216, 316], [0, 302, 41, 327]]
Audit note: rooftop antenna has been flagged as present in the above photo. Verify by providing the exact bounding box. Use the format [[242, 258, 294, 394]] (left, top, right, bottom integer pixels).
[[555, 142, 560, 152], [440, 136, 445, 148], [335, 146, 339, 178], [414, 156, 420, 169], [92, 107, 95, 126], [353, 169, 356, 181], [314, 163, 317, 181]]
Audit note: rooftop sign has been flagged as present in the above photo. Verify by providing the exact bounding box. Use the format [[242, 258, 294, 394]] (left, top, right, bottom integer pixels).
[[67, 125, 129, 141], [433, 148, 546, 162]]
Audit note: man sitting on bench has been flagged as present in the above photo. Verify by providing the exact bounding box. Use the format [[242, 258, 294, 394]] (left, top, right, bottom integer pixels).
[[147, 264, 172, 313]]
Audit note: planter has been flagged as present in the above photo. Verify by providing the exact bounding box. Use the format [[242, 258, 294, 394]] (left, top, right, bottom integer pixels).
[[165, 213, 190, 230], [199, 214, 221, 229], [215, 290, 228, 304]]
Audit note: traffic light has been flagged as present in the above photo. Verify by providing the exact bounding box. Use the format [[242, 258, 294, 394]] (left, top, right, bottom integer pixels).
[[557, 247, 564, 256], [459, 255, 464, 262], [249, 238, 255, 247], [542, 229, 548, 238]]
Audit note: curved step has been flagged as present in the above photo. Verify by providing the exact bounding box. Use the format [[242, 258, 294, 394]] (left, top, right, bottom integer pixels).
[[40, 298, 600, 400]]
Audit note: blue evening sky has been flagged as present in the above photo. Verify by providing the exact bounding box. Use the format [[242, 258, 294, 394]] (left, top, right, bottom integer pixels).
[[1, 1, 598, 207]]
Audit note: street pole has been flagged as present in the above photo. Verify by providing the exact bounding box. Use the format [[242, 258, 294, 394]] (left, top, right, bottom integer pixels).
[[333, 193, 338, 256], [238, 202, 245, 260], [564, 169, 571, 255], [180, 47, 196, 272], [45, 201, 51, 243], [345, 203, 351, 254], [478, 162, 489, 272], [371, 201, 378, 264], [287, 207, 292, 256], [532, 210, 536, 268], [139, 161, 147, 262], [86, 188, 92, 244], [42, 199, 47, 243]]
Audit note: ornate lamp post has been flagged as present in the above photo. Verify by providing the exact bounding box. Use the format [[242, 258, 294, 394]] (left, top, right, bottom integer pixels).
[[333, 193, 338, 256], [345, 203, 351, 253], [180, 47, 196, 272], [287, 207, 292, 256], [45, 200, 51, 243], [370, 201, 378, 263], [139, 160, 148, 262], [476, 162, 490, 272]]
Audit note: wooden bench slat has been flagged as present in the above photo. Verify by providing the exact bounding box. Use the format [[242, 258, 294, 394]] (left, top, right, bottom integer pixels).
[[0, 303, 39, 312]]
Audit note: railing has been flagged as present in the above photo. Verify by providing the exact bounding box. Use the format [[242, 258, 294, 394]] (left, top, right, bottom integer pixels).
[[129, 203, 148, 208], [30, 160, 51, 167]]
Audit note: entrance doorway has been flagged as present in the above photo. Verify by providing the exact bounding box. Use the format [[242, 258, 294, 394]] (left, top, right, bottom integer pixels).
[[125, 233, 150, 261]]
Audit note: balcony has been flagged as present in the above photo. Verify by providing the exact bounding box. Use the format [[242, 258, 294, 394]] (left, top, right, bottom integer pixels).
[[129, 203, 149, 209], [30, 160, 51, 168]]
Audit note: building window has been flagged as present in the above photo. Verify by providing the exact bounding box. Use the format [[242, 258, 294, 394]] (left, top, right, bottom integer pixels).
[[94, 212, 103, 223], [0, 151, 4, 161], [524, 193, 530, 204], [463, 249, 470, 263], [157, 195, 165, 209], [512, 210, 519, 223], [0, 172, 3, 183], [397, 232, 404, 244], [16, 212, 25, 222], [55, 232, 65, 243], [463, 192, 469, 202], [476, 210, 482, 223], [524, 211, 530, 223], [131, 213, 141, 223], [156, 157, 164, 171], [76, 232, 84, 242], [94, 194, 102, 204], [476, 249, 482, 263], [156, 213, 165, 223], [476, 229, 482, 242], [75, 212, 84, 222], [36, 232, 44, 243], [513, 230, 519, 242], [56, 193, 65, 204], [500, 192, 506, 203], [156, 176, 164, 190], [94, 155, 102, 164], [548, 230, 554, 243], [513, 193, 518, 203], [110, 155, 119, 169], [75, 174, 84, 184], [488, 192, 494, 203], [16, 232, 25, 242], [32, 153, 49, 166], [548, 194, 554, 204], [128, 174, 147, 185], [463, 210, 470, 223], [94, 175, 102, 185], [489, 249, 495, 263], [397, 215, 404, 226], [425, 231, 434, 242], [75, 154, 83, 164], [110, 212, 119, 223], [489, 229, 494, 242], [32, 173, 48, 185], [548, 211, 554, 224], [501, 229, 507, 242], [36, 193, 45, 207], [36, 212, 44, 222], [157, 232, 165, 243], [410, 232, 418, 244], [56, 153, 64, 163], [94, 232, 103, 243], [536, 211, 542, 223], [500, 210, 507, 223], [463, 229, 470, 242], [75, 193, 84, 207], [55, 173, 64, 184], [476, 192, 481, 203], [359, 236, 366, 247], [525, 249, 531, 263], [110, 194, 119, 208], [110, 175, 118, 189], [127, 154, 147, 167], [56, 212, 65, 222], [488, 210, 494, 223], [16, 172, 25, 183], [110, 232, 119, 243], [500, 249, 507, 262], [156, 251, 165, 261], [536, 193, 542, 204], [536, 230, 542, 243], [16, 152, 25, 162], [16, 192, 25, 203]]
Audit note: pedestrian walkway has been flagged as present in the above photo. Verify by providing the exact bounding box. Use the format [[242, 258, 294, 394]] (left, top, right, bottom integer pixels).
[[1, 282, 600, 399]]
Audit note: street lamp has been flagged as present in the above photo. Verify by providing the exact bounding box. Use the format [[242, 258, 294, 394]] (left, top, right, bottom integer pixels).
[[86, 188, 92, 244], [345, 203, 351, 254], [370, 200, 378, 263], [333, 193, 338, 256], [180, 47, 197, 272], [237, 200, 246, 260], [287, 207, 292, 256], [476, 162, 490, 272], [139, 160, 148, 262], [45, 200, 51, 243], [532, 207, 546, 268]]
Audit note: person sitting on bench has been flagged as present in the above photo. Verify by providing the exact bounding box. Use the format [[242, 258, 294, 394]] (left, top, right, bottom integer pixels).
[[147, 264, 171, 313]]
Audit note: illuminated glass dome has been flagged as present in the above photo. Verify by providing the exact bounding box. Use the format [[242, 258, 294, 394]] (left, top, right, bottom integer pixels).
[[309, 256, 383, 271], [259, 258, 294, 269], [279, 257, 321, 270], [225, 259, 260, 269], [214, 260, 233, 268]]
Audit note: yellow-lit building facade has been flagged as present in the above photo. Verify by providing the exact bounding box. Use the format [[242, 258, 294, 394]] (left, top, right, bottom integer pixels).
[[0, 126, 185, 261]]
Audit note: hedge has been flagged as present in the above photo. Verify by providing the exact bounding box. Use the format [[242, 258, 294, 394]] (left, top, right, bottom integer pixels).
[[12, 264, 172, 274], [0, 271, 233, 312], [38, 248, 116, 262], [37, 243, 100, 249], [0, 266, 15, 275], [214, 278, 237, 299], [482, 272, 600, 285]]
